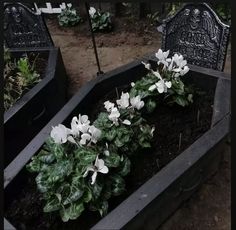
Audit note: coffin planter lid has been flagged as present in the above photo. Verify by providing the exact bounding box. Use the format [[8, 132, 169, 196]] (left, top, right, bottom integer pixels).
[[161, 3, 230, 71]]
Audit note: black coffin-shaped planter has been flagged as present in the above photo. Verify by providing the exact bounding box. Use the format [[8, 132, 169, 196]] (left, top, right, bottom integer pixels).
[[4, 47, 67, 168], [4, 57, 230, 230]]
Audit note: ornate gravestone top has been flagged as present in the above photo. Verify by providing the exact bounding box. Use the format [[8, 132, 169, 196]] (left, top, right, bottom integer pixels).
[[161, 3, 230, 71], [4, 3, 54, 48]]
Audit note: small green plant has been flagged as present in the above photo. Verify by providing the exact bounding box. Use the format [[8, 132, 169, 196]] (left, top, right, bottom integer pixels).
[[16, 56, 40, 87], [215, 3, 231, 24], [89, 7, 112, 32], [4, 50, 41, 111], [58, 4, 82, 27], [147, 11, 162, 26]]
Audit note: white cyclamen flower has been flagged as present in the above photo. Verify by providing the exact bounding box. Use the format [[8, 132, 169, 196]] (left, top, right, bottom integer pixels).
[[155, 49, 171, 67], [70, 116, 80, 137], [104, 101, 115, 112], [67, 3, 72, 8], [83, 155, 109, 185], [172, 54, 185, 67], [89, 125, 102, 144], [131, 82, 135, 87], [149, 79, 172, 93], [116, 92, 130, 109], [180, 65, 189, 76], [108, 107, 120, 125], [141, 61, 151, 70], [130, 95, 145, 110], [50, 124, 70, 144], [89, 7, 96, 18], [78, 114, 90, 133]]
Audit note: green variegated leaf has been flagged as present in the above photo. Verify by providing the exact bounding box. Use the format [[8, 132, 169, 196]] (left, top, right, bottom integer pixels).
[[174, 96, 188, 107], [93, 112, 111, 129], [104, 152, 120, 168], [60, 202, 84, 222], [145, 99, 157, 113], [83, 186, 93, 203], [35, 173, 50, 193], [43, 195, 61, 212], [74, 148, 97, 165], [98, 200, 108, 216], [90, 182, 103, 200], [110, 174, 126, 196], [26, 157, 42, 172], [38, 152, 56, 164], [48, 160, 73, 183], [104, 128, 117, 141], [117, 156, 131, 176], [63, 185, 84, 205], [114, 138, 124, 147]]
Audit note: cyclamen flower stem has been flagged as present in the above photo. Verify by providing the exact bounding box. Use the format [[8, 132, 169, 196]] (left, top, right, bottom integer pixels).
[[115, 87, 119, 99], [178, 132, 182, 150]]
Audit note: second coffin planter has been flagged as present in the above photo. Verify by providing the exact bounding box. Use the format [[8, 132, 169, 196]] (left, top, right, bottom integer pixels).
[[4, 57, 230, 230], [4, 47, 67, 168]]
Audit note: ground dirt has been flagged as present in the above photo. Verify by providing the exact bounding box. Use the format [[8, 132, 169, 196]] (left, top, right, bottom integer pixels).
[[45, 16, 231, 230]]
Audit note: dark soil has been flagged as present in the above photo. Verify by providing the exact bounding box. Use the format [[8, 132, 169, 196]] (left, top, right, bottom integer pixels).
[[5, 84, 214, 229]]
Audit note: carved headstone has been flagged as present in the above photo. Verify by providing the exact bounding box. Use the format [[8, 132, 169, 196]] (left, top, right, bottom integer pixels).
[[161, 3, 230, 71], [4, 3, 54, 48]]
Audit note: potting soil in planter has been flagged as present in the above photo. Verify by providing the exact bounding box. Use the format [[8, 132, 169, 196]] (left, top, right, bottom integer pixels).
[[5, 85, 214, 230]]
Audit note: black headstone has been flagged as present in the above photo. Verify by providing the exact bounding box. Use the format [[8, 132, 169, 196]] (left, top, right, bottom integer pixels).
[[161, 3, 230, 71], [4, 2, 54, 48]]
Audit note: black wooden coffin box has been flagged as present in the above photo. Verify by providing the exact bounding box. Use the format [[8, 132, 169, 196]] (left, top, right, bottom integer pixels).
[[4, 56, 230, 230]]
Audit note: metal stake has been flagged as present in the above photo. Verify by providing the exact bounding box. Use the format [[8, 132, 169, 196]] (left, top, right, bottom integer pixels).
[[85, 2, 104, 76]]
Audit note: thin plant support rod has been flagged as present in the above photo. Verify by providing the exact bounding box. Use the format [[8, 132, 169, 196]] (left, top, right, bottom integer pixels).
[[85, 2, 104, 76]]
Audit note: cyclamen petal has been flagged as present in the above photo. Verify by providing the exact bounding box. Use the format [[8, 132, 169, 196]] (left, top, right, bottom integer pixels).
[[104, 101, 115, 112], [89, 125, 101, 143], [165, 81, 172, 88], [89, 7, 96, 18], [79, 115, 90, 125], [180, 66, 189, 76], [108, 107, 120, 122], [96, 158, 105, 170], [152, 70, 162, 79], [130, 95, 144, 110], [91, 171, 98, 185], [67, 135, 77, 144], [149, 84, 157, 92], [157, 84, 164, 93], [141, 61, 151, 70], [131, 82, 135, 87], [80, 133, 91, 145], [50, 124, 69, 144], [71, 117, 80, 136], [122, 119, 131, 125], [100, 165, 109, 174]]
